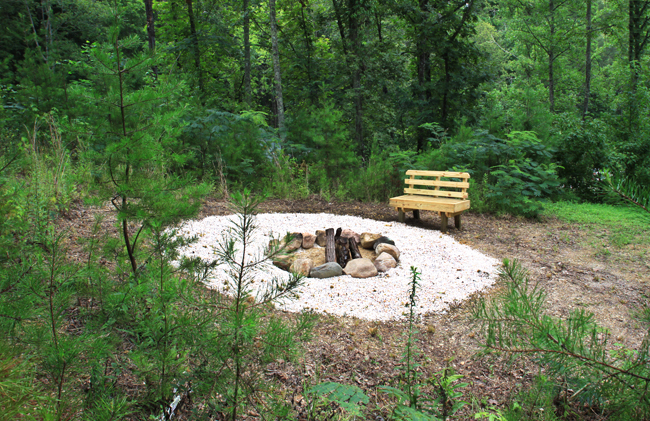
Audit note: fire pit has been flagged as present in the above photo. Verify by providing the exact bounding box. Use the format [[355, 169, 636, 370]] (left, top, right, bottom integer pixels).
[[271, 229, 400, 279]]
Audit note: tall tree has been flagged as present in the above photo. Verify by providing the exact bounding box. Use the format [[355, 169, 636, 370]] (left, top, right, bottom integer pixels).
[[400, 0, 483, 146], [438, 0, 478, 125], [415, 0, 432, 151], [144, 0, 156, 52], [186, 0, 205, 94], [506, 0, 581, 112], [244, 0, 252, 106], [269, 0, 285, 136], [627, 0, 650, 131], [348, 0, 365, 155], [628, 0, 650, 65], [331, 0, 367, 154], [582, 0, 592, 119]]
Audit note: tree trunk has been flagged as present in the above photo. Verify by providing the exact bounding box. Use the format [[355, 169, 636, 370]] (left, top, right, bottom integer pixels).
[[548, 51, 555, 113], [548, 0, 556, 113], [627, 0, 650, 132], [582, 0, 592, 120], [374, 7, 383, 43], [144, 0, 156, 52], [186, 0, 204, 94], [348, 0, 364, 156], [299, 4, 314, 101], [44, 0, 53, 64], [416, 0, 431, 151], [325, 228, 336, 263], [269, 0, 285, 136], [244, 0, 252, 106], [332, 0, 348, 55], [442, 51, 451, 126]]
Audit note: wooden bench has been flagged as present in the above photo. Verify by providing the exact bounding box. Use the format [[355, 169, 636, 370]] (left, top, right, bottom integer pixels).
[[389, 170, 471, 233]]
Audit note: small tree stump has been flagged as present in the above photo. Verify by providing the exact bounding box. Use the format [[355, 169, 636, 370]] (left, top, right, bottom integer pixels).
[[348, 237, 362, 259], [325, 228, 336, 263]]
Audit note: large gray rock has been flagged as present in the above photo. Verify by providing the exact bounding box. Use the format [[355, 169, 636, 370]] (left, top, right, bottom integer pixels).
[[375, 243, 400, 261], [343, 258, 378, 278], [302, 232, 316, 249], [290, 258, 314, 276], [374, 252, 397, 272], [309, 262, 343, 279], [340, 229, 361, 245], [360, 232, 382, 249]]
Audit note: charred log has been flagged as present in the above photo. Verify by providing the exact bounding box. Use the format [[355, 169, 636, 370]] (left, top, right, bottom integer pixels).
[[335, 236, 351, 268], [348, 237, 362, 259]]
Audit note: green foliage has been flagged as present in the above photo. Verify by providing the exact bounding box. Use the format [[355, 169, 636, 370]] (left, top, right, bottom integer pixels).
[[182, 109, 276, 189], [343, 147, 408, 202], [417, 129, 561, 216], [487, 158, 561, 218], [263, 152, 311, 199], [22, 114, 82, 215], [0, 343, 40, 420], [552, 115, 621, 201], [603, 170, 650, 214], [285, 101, 356, 180], [500, 374, 564, 421], [71, 11, 210, 276], [473, 259, 650, 420], [307, 382, 369, 417]]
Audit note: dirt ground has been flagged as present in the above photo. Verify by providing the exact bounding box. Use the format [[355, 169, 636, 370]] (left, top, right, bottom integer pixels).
[[60, 196, 650, 419]]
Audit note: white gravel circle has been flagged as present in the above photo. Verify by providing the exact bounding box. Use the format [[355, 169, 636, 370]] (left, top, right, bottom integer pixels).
[[177, 213, 500, 321]]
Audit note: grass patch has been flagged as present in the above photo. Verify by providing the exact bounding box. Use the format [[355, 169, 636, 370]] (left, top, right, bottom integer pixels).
[[543, 201, 650, 248]]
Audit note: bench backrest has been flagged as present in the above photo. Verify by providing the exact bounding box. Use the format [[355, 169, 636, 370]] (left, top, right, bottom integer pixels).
[[403, 170, 470, 199]]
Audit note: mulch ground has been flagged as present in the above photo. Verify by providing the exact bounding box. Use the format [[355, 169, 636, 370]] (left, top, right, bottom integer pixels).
[[58, 196, 650, 420]]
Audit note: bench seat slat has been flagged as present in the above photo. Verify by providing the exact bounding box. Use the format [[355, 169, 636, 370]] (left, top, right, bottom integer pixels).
[[404, 179, 470, 189], [403, 188, 468, 199], [389, 195, 470, 213], [405, 170, 470, 178]]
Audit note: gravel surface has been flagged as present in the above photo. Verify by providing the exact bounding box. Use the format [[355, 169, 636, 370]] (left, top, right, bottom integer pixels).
[[177, 213, 500, 321]]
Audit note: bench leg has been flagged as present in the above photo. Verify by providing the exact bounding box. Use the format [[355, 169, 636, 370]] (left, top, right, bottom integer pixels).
[[454, 215, 462, 230], [440, 213, 448, 233], [398, 209, 405, 223], [413, 209, 420, 220]]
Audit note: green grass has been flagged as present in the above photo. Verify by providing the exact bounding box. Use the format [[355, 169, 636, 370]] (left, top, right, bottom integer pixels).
[[543, 201, 649, 226], [543, 201, 650, 248]]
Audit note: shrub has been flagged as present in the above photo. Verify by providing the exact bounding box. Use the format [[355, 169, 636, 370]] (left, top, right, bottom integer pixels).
[[431, 130, 561, 217]]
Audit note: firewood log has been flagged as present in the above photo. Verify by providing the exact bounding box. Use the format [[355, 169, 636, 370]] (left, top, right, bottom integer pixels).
[[348, 237, 362, 259], [325, 228, 336, 263], [335, 236, 350, 268]]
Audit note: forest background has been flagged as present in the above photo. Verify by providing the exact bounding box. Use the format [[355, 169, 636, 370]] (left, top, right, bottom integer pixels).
[[1, 0, 650, 419]]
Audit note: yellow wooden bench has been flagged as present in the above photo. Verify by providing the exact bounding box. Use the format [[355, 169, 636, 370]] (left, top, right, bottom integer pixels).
[[389, 170, 471, 233]]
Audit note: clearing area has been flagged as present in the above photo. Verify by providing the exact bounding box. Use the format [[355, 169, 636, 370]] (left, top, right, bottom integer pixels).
[[58, 196, 650, 419]]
